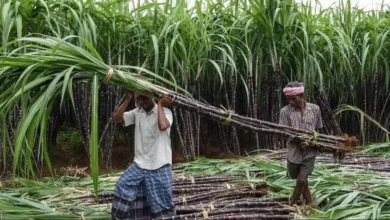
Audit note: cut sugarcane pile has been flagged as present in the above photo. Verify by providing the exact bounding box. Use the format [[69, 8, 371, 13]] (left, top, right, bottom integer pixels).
[[0, 37, 357, 157], [76, 174, 291, 219], [170, 174, 291, 220], [3, 156, 390, 219]]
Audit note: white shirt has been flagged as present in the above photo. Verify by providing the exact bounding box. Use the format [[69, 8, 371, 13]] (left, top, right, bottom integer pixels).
[[123, 105, 173, 170]]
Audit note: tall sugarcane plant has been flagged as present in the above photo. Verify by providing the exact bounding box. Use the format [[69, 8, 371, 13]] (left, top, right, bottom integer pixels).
[[0, 36, 188, 191]]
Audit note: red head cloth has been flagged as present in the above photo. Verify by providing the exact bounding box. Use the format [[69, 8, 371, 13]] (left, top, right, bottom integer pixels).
[[283, 85, 304, 96]]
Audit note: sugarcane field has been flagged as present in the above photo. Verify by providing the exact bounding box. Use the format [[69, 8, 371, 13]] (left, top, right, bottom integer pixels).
[[2, 0, 390, 219]]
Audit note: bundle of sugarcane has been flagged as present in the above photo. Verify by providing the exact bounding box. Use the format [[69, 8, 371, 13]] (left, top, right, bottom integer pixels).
[[169, 93, 358, 155]]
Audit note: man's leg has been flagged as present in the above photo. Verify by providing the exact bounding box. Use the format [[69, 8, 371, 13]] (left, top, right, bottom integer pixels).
[[302, 181, 313, 205], [290, 171, 309, 206], [287, 160, 301, 206], [144, 165, 175, 218], [112, 163, 147, 220], [301, 157, 315, 206]]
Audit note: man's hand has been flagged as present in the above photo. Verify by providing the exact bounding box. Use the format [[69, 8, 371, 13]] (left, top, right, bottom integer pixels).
[[157, 96, 172, 131], [298, 140, 310, 148], [127, 90, 134, 100], [158, 96, 173, 106], [113, 90, 134, 124]]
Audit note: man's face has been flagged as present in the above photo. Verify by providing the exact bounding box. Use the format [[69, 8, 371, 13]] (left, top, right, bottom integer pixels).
[[286, 95, 301, 108], [135, 95, 154, 111]]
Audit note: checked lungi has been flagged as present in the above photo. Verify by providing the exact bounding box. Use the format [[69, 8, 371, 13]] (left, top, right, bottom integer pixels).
[[112, 163, 175, 220]]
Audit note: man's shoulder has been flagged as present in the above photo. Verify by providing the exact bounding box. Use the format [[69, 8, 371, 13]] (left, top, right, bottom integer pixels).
[[280, 105, 291, 113], [306, 102, 320, 110], [124, 108, 144, 120], [162, 107, 172, 114], [124, 108, 140, 115]]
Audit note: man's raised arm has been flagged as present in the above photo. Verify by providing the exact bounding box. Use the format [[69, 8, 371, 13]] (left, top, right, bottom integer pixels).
[[113, 91, 134, 124]]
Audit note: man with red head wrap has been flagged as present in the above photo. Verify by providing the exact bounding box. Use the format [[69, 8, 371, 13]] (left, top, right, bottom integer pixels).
[[279, 81, 323, 206]]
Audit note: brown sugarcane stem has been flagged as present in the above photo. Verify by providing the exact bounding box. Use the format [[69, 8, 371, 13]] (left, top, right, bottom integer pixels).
[[206, 214, 291, 220]]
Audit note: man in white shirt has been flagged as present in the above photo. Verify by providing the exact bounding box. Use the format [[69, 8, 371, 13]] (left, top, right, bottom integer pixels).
[[111, 91, 175, 220]]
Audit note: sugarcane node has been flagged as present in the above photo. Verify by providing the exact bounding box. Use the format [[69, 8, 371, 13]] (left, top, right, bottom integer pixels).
[[223, 110, 233, 126], [308, 132, 319, 147], [165, 94, 176, 103], [102, 68, 114, 84], [202, 208, 208, 218]]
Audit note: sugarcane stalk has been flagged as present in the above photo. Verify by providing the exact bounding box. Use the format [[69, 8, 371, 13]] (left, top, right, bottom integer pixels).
[[173, 175, 242, 184], [216, 197, 289, 204], [379, 93, 390, 141], [173, 107, 188, 160], [252, 55, 260, 151], [186, 111, 196, 159], [173, 187, 229, 194], [317, 89, 342, 136], [219, 124, 230, 153], [363, 77, 368, 144], [206, 207, 289, 215], [206, 214, 291, 220], [174, 200, 287, 213], [369, 68, 378, 142], [174, 208, 289, 218], [230, 72, 240, 154]]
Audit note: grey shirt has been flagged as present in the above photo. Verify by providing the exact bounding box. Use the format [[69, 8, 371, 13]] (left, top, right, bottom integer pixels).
[[279, 102, 323, 164]]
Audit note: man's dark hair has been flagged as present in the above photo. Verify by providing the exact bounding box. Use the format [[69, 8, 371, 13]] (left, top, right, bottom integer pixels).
[[285, 81, 303, 88]]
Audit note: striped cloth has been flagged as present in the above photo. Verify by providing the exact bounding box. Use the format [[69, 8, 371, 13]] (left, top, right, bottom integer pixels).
[[112, 163, 175, 220], [279, 102, 323, 164]]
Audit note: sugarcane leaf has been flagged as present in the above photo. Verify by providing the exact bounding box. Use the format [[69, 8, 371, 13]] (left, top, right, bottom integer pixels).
[[330, 206, 372, 220], [14, 63, 39, 89], [151, 34, 159, 75], [60, 66, 76, 107], [343, 209, 373, 220], [340, 191, 360, 206], [316, 193, 331, 205], [335, 104, 390, 135], [39, 105, 53, 177], [328, 193, 349, 207], [238, 73, 250, 106], [208, 59, 223, 89], [0, 194, 54, 212], [360, 191, 386, 201], [82, 38, 102, 61], [13, 95, 45, 175]]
